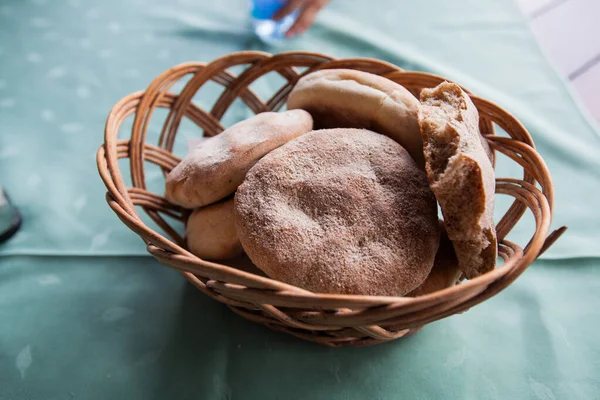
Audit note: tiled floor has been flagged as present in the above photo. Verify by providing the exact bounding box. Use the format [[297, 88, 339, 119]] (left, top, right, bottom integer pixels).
[[516, 0, 600, 125]]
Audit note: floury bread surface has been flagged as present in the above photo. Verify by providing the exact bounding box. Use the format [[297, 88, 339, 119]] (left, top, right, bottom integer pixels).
[[234, 128, 440, 296]]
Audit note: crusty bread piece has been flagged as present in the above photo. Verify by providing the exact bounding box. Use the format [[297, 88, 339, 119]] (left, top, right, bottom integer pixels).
[[165, 110, 313, 208], [418, 82, 497, 278], [234, 128, 440, 296], [287, 69, 425, 167], [186, 197, 242, 260], [407, 221, 462, 297]]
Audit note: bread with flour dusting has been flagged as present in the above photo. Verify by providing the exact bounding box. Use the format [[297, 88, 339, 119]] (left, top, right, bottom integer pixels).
[[165, 110, 313, 208], [234, 128, 440, 296]]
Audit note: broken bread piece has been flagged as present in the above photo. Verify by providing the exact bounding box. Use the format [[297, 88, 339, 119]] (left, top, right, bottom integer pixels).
[[418, 82, 497, 279]]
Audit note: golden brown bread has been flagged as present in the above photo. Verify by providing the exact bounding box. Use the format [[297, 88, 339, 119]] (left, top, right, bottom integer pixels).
[[186, 197, 242, 260], [234, 128, 440, 296], [418, 82, 497, 279], [287, 69, 425, 167], [165, 110, 313, 208]]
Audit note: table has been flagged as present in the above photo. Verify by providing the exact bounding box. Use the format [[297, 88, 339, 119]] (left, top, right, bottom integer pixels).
[[1, 0, 599, 398]]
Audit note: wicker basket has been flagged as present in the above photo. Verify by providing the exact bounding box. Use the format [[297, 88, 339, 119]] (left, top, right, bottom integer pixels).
[[97, 51, 566, 347]]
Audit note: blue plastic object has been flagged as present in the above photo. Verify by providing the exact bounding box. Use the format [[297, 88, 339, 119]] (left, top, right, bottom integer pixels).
[[250, 0, 299, 44]]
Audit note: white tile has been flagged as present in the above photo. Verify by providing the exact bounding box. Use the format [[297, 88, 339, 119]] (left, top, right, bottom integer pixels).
[[571, 62, 600, 124], [515, 0, 555, 15], [530, 0, 600, 76]]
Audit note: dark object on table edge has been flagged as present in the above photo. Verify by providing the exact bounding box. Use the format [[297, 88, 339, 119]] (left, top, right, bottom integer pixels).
[[0, 187, 22, 244]]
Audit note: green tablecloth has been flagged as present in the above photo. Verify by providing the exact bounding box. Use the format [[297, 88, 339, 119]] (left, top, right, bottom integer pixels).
[[2, 256, 599, 399], [1, 0, 599, 398]]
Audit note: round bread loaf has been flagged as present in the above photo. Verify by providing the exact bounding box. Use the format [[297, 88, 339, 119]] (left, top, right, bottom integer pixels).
[[165, 109, 313, 208], [234, 128, 440, 296], [186, 197, 242, 260], [287, 69, 424, 167]]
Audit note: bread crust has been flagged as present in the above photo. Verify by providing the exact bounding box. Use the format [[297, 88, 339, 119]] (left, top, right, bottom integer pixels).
[[186, 197, 243, 260], [407, 221, 462, 297]]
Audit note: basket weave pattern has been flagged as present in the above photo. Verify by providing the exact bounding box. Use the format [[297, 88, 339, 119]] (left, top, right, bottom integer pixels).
[[97, 51, 566, 347]]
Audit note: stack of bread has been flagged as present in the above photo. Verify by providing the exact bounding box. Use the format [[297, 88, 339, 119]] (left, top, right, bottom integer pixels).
[[165, 69, 497, 297]]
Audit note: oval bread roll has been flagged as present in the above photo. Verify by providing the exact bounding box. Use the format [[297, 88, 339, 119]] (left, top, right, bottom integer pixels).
[[418, 82, 497, 279], [186, 197, 242, 260], [165, 109, 313, 208], [234, 128, 440, 296], [287, 69, 424, 167]]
